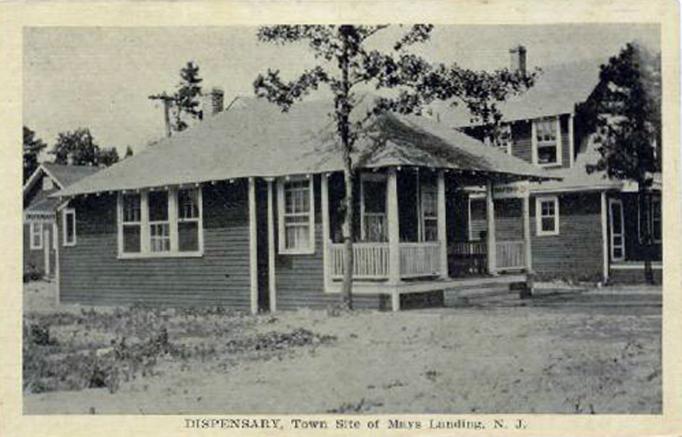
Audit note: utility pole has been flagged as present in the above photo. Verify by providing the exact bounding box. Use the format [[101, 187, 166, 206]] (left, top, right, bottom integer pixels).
[[148, 92, 175, 138]]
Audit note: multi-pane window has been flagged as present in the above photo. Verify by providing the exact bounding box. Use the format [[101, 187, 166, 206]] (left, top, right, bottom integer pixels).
[[421, 185, 438, 241], [148, 191, 170, 252], [178, 188, 200, 252], [279, 179, 314, 253], [536, 196, 559, 236], [118, 188, 203, 257], [30, 222, 43, 250], [63, 209, 76, 246], [534, 117, 560, 166], [121, 194, 142, 253], [361, 177, 387, 242]]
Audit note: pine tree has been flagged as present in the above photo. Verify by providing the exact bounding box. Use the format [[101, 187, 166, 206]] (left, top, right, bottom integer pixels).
[[23, 126, 47, 182], [172, 61, 203, 132]]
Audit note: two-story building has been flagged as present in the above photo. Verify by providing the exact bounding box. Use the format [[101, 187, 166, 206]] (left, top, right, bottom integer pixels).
[[451, 47, 662, 284]]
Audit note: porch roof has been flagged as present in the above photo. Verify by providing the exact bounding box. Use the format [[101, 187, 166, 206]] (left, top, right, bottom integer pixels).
[[53, 97, 559, 198]]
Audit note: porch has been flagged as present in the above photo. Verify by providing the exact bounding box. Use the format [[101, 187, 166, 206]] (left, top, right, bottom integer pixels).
[[320, 167, 533, 310]]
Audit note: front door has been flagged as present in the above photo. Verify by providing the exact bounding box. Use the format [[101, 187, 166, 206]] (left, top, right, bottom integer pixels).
[[609, 198, 625, 262]]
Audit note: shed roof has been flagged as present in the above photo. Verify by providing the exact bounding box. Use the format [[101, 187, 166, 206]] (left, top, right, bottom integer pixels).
[[54, 98, 558, 198]]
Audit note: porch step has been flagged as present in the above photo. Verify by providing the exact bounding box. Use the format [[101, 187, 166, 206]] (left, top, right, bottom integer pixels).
[[443, 281, 527, 307]]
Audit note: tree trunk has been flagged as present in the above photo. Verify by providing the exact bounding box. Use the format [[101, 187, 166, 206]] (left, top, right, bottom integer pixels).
[[341, 159, 354, 309], [338, 25, 354, 310], [639, 188, 654, 284]]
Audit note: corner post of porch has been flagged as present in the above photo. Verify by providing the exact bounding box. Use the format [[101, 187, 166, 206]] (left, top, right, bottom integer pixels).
[[436, 170, 448, 279], [387, 167, 401, 311], [248, 177, 258, 315], [522, 193, 532, 273], [486, 179, 497, 275], [321, 173, 331, 292], [266, 178, 277, 313]]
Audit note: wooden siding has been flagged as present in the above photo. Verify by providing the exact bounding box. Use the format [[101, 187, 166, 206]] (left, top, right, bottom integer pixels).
[[610, 267, 662, 284], [469, 198, 521, 242], [468, 192, 604, 281], [510, 120, 533, 163], [59, 183, 252, 308], [529, 192, 603, 281], [274, 175, 387, 310]]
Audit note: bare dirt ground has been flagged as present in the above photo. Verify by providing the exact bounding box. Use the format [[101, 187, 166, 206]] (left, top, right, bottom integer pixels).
[[23, 280, 661, 414]]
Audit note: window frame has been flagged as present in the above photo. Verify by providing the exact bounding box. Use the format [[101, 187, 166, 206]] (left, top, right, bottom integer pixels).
[[62, 208, 77, 247], [535, 195, 560, 236], [360, 173, 388, 242], [29, 221, 43, 250], [117, 187, 204, 259], [420, 182, 439, 242], [277, 176, 316, 255], [638, 195, 662, 244], [532, 116, 563, 167]]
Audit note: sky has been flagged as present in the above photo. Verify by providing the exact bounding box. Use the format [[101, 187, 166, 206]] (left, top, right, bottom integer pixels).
[[24, 24, 660, 158]]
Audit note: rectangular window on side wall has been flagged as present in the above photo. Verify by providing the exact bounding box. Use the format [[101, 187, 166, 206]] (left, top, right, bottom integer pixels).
[[63, 209, 77, 246], [533, 117, 562, 167], [536, 196, 559, 236], [421, 184, 438, 241], [278, 178, 315, 254], [117, 187, 203, 258], [639, 196, 662, 244], [30, 222, 43, 250]]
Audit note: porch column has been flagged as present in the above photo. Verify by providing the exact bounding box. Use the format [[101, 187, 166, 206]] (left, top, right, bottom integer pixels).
[[601, 191, 609, 284], [486, 180, 497, 275], [267, 179, 277, 312], [248, 177, 258, 315], [387, 167, 401, 311], [321, 174, 331, 292], [522, 194, 532, 273], [437, 170, 448, 279]]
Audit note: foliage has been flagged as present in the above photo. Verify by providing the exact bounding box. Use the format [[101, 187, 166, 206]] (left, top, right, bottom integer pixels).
[[23, 126, 47, 183], [124, 146, 134, 158], [50, 128, 119, 167], [575, 42, 661, 283], [577, 42, 661, 183], [253, 25, 537, 307], [172, 61, 203, 132]]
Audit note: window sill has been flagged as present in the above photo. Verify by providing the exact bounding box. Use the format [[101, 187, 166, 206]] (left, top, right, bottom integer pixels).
[[117, 251, 204, 260], [536, 231, 559, 237], [278, 249, 316, 256]]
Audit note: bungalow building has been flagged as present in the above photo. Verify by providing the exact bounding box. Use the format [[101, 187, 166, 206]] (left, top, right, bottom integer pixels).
[[450, 48, 662, 284], [23, 163, 100, 278], [51, 98, 557, 312]]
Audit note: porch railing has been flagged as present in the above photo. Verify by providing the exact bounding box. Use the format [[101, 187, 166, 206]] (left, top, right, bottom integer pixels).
[[329, 242, 390, 280], [399, 242, 441, 278], [496, 240, 525, 270], [328, 241, 442, 280]]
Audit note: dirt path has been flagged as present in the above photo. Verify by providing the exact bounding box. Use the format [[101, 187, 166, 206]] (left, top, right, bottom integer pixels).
[[23, 283, 661, 414]]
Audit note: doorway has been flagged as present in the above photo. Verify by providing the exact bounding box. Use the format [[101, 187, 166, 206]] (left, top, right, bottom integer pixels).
[[609, 198, 625, 262]]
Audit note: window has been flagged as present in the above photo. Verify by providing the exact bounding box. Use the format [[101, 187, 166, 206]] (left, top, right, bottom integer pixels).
[[30, 222, 43, 250], [117, 188, 203, 257], [536, 196, 559, 236], [638, 196, 662, 244], [533, 117, 562, 166], [278, 178, 315, 254], [178, 188, 200, 251], [42, 177, 54, 191], [361, 175, 387, 242], [148, 191, 170, 252], [121, 194, 142, 253], [63, 208, 76, 246], [421, 184, 438, 241]]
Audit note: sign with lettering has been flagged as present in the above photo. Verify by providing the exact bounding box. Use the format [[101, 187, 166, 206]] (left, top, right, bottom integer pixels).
[[493, 181, 530, 199]]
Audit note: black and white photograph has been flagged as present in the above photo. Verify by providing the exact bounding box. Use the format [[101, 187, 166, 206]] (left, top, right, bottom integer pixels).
[[17, 17, 668, 420]]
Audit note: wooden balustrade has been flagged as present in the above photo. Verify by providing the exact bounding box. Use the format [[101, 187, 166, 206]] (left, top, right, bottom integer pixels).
[[399, 242, 441, 278]]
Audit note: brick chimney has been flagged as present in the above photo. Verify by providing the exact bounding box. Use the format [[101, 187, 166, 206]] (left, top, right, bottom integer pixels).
[[201, 87, 224, 118], [509, 45, 527, 75]]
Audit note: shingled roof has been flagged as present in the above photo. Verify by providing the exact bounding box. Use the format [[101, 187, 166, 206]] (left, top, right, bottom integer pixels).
[[54, 98, 558, 198], [440, 58, 604, 127]]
